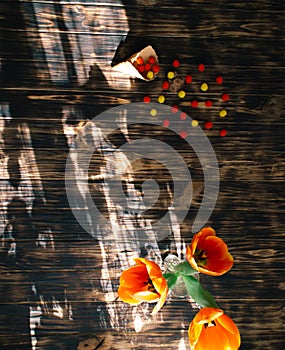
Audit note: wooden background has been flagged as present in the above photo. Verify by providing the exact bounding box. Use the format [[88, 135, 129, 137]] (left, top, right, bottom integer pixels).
[[0, 0, 284, 349]]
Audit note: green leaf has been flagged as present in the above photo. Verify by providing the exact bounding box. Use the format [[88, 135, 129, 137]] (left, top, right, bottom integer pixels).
[[181, 275, 218, 308], [163, 273, 178, 291], [174, 261, 198, 276]]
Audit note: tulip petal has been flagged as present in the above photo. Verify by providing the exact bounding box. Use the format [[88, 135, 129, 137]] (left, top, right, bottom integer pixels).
[[195, 308, 223, 324], [217, 314, 241, 349], [132, 290, 159, 302], [119, 265, 149, 289], [197, 323, 230, 350], [118, 286, 142, 305], [151, 283, 168, 315]]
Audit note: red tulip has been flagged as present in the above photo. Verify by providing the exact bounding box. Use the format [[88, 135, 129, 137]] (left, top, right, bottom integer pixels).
[[118, 258, 168, 315], [189, 307, 241, 350], [186, 227, 234, 276]]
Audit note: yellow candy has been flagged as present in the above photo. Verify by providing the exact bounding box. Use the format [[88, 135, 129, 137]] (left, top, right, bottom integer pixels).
[[147, 71, 154, 79], [192, 120, 199, 127], [157, 95, 165, 103], [178, 90, 186, 98], [150, 108, 157, 117], [200, 83, 208, 92], [167, 71, 175, 79], [219, 109, 227, 118]]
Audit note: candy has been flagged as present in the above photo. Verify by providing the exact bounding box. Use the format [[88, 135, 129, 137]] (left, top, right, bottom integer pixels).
[[219, 129, 227, 137], [180, 112, 187, 120], [198, 63, 205, 72], [167, 71, 175, 79], [171, 105, 179, 113], [205, 121, 213, 129], [180, 131, 188, 139], [222, 93, 230, 101], [163, 119, 170, 127], [143, 96, 151, 103], [200, 83, 208, 92], [147, 71, 154, 79], [191, 100, 199, 108], [152, 64, 160, 73], [185, 75, 192, 84], [136, 56, 144, 65], [216, 76, 223, 84], [219, 109, 227, 117], [148, 56, 156, 64], [205, 100, 213, 107], [162, 81, 170, 90], [157, 95, 165, 103], [192, 120, 199, 127], [150, 108, 157, 116], [178, 90, 186, 98], [172, 59, 180, 68]]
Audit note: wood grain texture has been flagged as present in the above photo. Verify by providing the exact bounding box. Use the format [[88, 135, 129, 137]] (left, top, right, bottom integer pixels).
[[0, 0, 284, 349]]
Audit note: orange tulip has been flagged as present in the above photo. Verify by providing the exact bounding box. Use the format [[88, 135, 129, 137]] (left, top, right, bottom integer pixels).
[[186, 227, 234, 276], [118, 258, 168, 315], [188, 307, 241, 350]]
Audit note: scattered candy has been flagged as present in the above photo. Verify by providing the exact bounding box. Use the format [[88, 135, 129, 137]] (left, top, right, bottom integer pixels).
[[180, 131, 188, 139], [171, 105, 179, 113], [219, 109, 227, 117], [205, 100, 213, 107], [222, 93, 230, 101], [167, 71, 175, 79], [198, 63, 205, 72], [178, 90, 186, 98], [185, 75, 192, 84], [172, 59, 180, 68], [191, 100, 199, 108], [150, 108, 157, 116], [216, 76, 223, 84], [192, 120, 199, 127], [143, 96, 151, 103], [163, 119, 170, 127], [200, 83, 208, 92], [205, 121, 213, 129], [219, 129, 227, 137], [162, 81, 170, 89], [180, 112, 187, 120], [157, 95, 165, 103]]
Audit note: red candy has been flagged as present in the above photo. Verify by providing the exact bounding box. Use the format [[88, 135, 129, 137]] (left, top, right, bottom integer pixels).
[[138, 65, 145, 73], [219, 129, 227, 137], [152, 64, 160, 73], [171, 105, 179, 113], [172, 59, 180, 68], [136, 56, 144, 65], [162, 81, 170, 90], [148, 56, 156, 64], [180, 112, 187, 120], [198, 63, 205, 72], [191, 100, 199, 108], [163, 119, 170, 127], [180, 131, 188, 139], [185, 75, 192, 84], [143, 96, 151, 103], [222, 93, 229, 101], [205, 121, 213, 129], [216, 76, 223, 84], [144, 63, 151, 71], [205, 100, 213, 108]]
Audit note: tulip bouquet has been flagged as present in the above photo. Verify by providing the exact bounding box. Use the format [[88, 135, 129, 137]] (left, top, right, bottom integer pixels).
[[118, 227, 241, 350]]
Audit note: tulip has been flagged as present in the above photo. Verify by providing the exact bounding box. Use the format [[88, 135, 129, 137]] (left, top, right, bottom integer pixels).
[[188, 307, 241, 350], [186, 227, 234, 276], [118, 258, 168, 315]]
